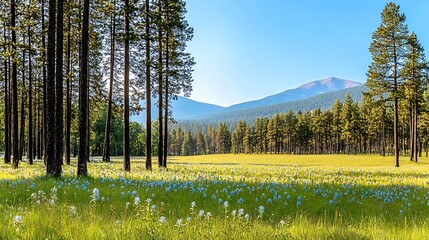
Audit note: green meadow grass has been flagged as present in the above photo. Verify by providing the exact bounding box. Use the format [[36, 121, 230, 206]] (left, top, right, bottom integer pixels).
[[1, 154, 429, 239]]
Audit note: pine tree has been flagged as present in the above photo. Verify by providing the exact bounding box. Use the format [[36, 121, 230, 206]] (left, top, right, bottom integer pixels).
[[366, 2, 409, 167]]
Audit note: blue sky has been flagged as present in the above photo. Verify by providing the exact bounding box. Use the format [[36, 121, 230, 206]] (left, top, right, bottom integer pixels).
[[185, 0, 429, 107]]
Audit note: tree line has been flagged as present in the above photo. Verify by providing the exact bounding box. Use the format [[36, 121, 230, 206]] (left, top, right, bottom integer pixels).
[[0, 0, 194, 176], [168, 93, 429, 159]]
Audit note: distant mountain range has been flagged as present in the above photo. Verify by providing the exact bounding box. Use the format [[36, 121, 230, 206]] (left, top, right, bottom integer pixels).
[[130, 77, 365, 124]]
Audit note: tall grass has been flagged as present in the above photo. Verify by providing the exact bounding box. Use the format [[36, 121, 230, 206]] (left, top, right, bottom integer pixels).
[[0, 154, 428, 239]]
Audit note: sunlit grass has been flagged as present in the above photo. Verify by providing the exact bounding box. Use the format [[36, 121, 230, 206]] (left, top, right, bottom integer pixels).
[[1, 154, 429, 239]]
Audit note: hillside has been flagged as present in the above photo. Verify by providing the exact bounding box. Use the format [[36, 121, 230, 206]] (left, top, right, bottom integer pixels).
[[226, 77, 362, 111], [176, 85, 367, 132], [131, 77, 363, 123]]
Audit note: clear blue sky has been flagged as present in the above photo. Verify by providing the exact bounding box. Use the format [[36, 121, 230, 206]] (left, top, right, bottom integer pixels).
[[184, 0, 429, 107]]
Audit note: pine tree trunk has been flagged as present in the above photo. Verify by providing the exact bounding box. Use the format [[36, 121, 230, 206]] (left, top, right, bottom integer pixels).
[[157, 6, 163, 168], [28, 27, 33, 164], [65, 6, 71, 165], [102, 1, 116, 162], [163, 7, 169, 168], [78, 0, 90, 176], [11, 0, 19, 168], [42, 0, 47, 162], [55, 0, 64, 170], [46, 0, 58, 175], [3, 21, 10, 164], [414, 102, 418, 163], [19, 51, 26, 161], [123, 0, 131, 172], [145, 0, 152, 171], [409, 103, 414, 161]]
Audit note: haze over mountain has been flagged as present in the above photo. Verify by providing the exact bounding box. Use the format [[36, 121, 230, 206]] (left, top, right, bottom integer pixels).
[[130, 77, 364, 123]]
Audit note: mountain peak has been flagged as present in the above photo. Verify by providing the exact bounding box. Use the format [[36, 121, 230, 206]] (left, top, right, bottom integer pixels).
[[298, 77, 362, 90]]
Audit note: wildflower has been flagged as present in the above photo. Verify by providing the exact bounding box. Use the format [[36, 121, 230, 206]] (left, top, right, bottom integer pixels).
[[206, 212, 212, 220], [238, 208, 244, 217], [245, 214, 250, 220], [159, 216, 167, 223], [134, 197, 141, 206], [231, 209, 237, 217], [258, 205, 265, 215], [199, 210, 205, 217], [175, 219, 183, 227], [187, 217, 192, 222], [151, 205, 156, 211], [279, 220, 286, 226], [92, 188, 100, 202], [13, 216, 22, 226], [223, 201, 229, 208], [69, 206, 77, 216], [191, 201, 196, 209], [146, 198, 152, 204]]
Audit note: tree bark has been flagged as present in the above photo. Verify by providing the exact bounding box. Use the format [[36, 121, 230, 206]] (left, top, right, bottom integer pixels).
[[46, 0, 58, 175], [123, 0, 130, 171], [3, 19, 10, 164], [78, 0, 90, 176], [162, 0, 169, 168], [11, 0, 19, 168], [19, 50, 26, 161], [55, 0, 64, 170], [157, 3, 163, 168], [145, 0, 152, 171], [65, 3, 71, 165], [28, 26, 33, 164], [102, 0, 116, 162]]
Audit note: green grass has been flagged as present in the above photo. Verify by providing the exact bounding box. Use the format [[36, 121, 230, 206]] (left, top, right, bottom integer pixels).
[[1, 154, 429, 239]]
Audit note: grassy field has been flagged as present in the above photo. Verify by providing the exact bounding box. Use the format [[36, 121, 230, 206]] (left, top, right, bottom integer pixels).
[[1, 154, 429, 239]]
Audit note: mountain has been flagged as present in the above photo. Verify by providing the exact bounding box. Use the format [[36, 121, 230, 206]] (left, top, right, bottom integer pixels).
[[130, 77, 364, 124], [177, 85, 368, 132], [226, 77, 362, 111], [130, 96, 225, 123]]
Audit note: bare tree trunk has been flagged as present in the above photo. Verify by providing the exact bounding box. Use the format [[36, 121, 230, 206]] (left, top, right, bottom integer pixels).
[[162, 0, 169, 168], [78, 0, 90, 176], [157, 2, 163, 168], [102, 0, 116, 162], [65, 3, 71, 165], [55, 0, 64, 170], [145, 0, 152, 171], [28, 26, 34, 164], [42, 0, 47, 162], [46, 0, 58, 175], [11, 0, 20, 168], [123, 0, 130, 171], [3, 19, 10, 164], [19, 50, 26, 161]]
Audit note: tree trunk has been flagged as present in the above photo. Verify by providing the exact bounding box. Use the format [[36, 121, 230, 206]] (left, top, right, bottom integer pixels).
[[123, 0, 130, 171], [42, 0, 47, 162], [145, 0, 152, 171], [102, 0, 116, 162], [28, 26, 34, 164], [65, 4, 72, 165], [19, 51, 26, 161], [11, 0, 19, 168], [46, 0, 58, 175], [414, 102, 418, 163], [163, 8, 169, 168], [157, 4, 163, 168], [78, 0, 90, 176], [3, 20, 10, 164], [55, 0, 64, 169]]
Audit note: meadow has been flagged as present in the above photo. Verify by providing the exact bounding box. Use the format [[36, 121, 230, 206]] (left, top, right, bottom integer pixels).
[[1, 154, 429, 239]]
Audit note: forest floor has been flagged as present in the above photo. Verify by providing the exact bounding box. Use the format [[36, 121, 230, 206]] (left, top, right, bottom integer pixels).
[[1, 154, 429, 239]]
